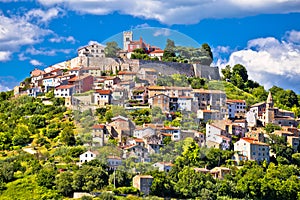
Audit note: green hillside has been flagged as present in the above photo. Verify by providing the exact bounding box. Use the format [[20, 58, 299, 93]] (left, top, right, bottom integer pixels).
[[208, 80, 259, 106]]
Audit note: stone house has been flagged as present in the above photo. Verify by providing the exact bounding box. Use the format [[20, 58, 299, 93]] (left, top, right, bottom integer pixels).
[[111, 87, 128, 106], [132, 175, 153, 195], [117, 71, 137, 81], [133, 127, 155, 138], [68, 74, 94, 93], [92, 124, 109, 146], [145, 134, 163, 154], [149, 94, 170, 112], [209, 167, 231, 180], [197, 109, 222, 123], [108, 115, 136, 144]]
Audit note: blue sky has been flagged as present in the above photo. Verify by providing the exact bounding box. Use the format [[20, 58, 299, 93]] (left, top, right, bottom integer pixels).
[[1, 1, 300, 93]]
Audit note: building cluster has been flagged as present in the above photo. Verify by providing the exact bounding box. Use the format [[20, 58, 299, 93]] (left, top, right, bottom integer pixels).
[[14, 32, 300, 195]]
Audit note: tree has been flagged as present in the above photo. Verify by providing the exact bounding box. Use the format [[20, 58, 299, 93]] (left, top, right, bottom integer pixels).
[[201, 43, 213, 60], [36, 164, 57, 189], [55, 171, 74, 197], [73, 165, 109, 192], [104, 41, 121, 57], [165, 39, 175, 51], [221, 65, 232, 80], [150, 171, 174, 197], [174, 166, 215, 198], [264, 123, 281, 134], [60, 126, 76, 146], [232, 64, 248, 82], [12, 124, 31, 146]]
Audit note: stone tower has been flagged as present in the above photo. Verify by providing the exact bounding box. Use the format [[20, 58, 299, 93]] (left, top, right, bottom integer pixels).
[[265, 91, 275, 125], [123, 31, 133, 51]]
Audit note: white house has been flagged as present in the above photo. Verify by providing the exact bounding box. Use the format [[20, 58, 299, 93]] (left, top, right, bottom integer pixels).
[[94, 89, 112, 107], [226, 99, 246, 118], [78, 43, 105, 58], [42, 75, 62, 89], [234, 137, 270, 163], [79, 150, 99, 164], [206, 123, 231, 150], [55, 85, 75, 97], [160, 127, 181, 141], [152, 162, 174, 172], [148, 49, 164, 60]]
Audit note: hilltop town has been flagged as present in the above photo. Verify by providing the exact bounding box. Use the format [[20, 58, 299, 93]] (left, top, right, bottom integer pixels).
[[1, 31, 300, 199]]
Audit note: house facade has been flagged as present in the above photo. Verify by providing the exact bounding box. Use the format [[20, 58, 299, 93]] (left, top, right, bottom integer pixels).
[[132, 175, 153, 195], [234, 137, 270, 163], [94, 89, 112, 107], [79, 150, 98, 164]]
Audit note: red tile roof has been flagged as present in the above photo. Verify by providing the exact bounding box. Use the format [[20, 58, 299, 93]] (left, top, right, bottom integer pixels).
[[226, 99, 246, 103], [134, 138, 144, 143], [95, 90, 112, 95], [56, 85, 75, 89], [241, 137, 269, 146], [150, 50, 164, 53], [31, 69, 45, 77], [71, 67, 80, 71], [118, 71, 137, 75], [93, 124, 105, 129]]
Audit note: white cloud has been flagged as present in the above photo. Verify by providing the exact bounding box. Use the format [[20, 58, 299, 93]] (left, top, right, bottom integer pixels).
[[218, 30, 300, 92], [153, 28, 171, 37], [134, 23, 150, 29], [0, 51, 12, 61], [0, 14, 51, 60], [37, 0, 300, 24], [30, 59, 43, 66], [0, 84, 10, 92], [0, 7, 71, 62], [25, 47, 72, 56], [285, 30, 300, 44], [0, 76, 18, 92], [49, 35, 76, 43], [18, 53, 30, 61], [25, 7, 65, 24]]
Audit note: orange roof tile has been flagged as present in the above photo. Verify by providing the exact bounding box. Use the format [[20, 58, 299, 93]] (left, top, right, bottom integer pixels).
[[118, 71, 137, 75], [56, 85, 75, 89], [226, 99, 246, 103], [241, 137, 269, 146], [93, 124, 105, 129], [134, 138, 144, 143], [95, 90, 112, 95], [150, 50, 164, 53], [31, 69, 45, 77]]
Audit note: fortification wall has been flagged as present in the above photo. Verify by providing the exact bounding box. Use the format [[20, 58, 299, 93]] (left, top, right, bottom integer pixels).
[[125, 59, 195, 76], [193, 64, 220, 80]]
